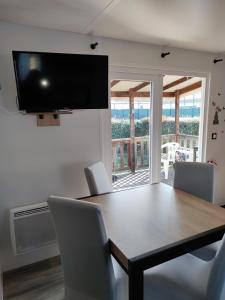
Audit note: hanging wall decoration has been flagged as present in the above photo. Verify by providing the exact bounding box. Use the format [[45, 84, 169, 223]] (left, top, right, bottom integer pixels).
[[212, 98, 222, 125], [212, 132, 217, 140], [213, 111, 219, 125]]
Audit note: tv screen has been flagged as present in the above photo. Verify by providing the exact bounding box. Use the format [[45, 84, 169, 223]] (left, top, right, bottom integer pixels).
[[12, 51, 108, 112]]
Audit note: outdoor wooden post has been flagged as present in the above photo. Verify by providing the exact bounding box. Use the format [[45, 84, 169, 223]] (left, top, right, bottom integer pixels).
[[129, 91, 136, 173], [175, 90, 180, 143], [120, 141, 124, 169]]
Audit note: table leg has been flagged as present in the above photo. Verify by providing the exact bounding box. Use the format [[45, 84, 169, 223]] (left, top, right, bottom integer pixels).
[[129, 269, 143, 300]]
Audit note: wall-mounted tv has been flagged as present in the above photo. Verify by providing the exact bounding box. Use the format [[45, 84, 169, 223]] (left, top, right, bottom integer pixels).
[[12, 51, 108, 112]]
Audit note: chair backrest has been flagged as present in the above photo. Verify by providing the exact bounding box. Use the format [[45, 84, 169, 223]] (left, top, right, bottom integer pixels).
[[173, 162, 214, 202], [48, 196, 115, 300], [84, 161, 112, 195], [161, 142, 179, 162], [207, 235, 225, 300]]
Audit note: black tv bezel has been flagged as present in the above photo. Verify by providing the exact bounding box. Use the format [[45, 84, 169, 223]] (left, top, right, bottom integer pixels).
[[12, 50, 109, 113]]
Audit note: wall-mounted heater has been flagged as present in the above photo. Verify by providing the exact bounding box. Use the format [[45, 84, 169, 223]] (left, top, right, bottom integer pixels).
[[10, 202, 57, 255]]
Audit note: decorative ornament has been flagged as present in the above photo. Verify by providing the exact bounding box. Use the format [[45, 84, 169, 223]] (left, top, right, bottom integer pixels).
[[207, 159, 218, 166], [213, 111, 219, 125], [211, 133, 217, 140]]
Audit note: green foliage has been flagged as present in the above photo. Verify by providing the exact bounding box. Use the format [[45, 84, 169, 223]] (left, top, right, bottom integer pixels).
[[112, 118, 199, 139], [179, 121, 199, 135], [162, 122, 175, 135], [111, 119, 130, 139], [135, 118, 150, 137]]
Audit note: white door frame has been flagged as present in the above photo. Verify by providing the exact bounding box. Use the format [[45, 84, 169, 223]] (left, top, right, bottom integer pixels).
[[100, 66, 210, 185]]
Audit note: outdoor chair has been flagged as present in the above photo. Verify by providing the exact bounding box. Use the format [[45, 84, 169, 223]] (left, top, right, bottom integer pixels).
[[161, 142, 179, 179]]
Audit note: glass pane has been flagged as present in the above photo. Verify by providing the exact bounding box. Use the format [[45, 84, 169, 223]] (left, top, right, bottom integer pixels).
[[111, 80, 151, 190], [161, 76, 203, 186]]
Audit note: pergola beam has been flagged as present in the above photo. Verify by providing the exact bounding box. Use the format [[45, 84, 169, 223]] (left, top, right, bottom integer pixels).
[[131, 82, 150, 92], [111, 80, 202, 98], [111, 91, 130, 97], [163, 77, 192, 91], [111, 80, 120, 88], [111, 91, 175, 98], [178, 81, 202, 95], [163, 92, 175, 98]]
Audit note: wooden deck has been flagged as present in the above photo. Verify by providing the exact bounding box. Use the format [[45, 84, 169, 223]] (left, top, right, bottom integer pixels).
[[113, 167, 175, 190]]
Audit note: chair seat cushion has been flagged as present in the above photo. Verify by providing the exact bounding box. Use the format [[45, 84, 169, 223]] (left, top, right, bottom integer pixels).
[[191, 241, 221, 261], [113, 254, 211, 300]]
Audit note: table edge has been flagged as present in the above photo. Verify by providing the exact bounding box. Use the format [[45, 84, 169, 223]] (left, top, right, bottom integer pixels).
[[128, 224, 225, 271]]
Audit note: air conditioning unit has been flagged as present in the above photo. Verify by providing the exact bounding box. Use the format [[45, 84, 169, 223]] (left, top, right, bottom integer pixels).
[[10, 202, 57, 255]]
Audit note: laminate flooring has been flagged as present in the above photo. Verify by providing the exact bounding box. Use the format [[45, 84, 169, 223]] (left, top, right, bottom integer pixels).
[[3, 258, 64, 300]]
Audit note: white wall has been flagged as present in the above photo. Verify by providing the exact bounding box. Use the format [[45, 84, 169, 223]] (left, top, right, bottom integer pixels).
[[0, 21, 225, 271], [207, 62, 225, 204]]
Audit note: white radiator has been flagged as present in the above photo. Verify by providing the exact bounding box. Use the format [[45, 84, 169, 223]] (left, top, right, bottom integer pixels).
[[10, 202, 57, 255]]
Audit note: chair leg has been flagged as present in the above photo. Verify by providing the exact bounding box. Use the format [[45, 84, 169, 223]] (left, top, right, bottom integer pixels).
[[164, 161, 169, 179]]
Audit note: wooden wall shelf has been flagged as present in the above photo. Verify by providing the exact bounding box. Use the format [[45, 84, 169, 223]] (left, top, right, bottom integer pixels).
[[24, 111, 73, 127], [36, 113, 60, 127]]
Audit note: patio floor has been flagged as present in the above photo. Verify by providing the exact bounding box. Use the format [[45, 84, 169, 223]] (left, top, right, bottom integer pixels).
[[113, 166, 175, 190]]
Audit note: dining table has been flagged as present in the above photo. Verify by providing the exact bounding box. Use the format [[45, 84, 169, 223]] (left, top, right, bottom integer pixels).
[[83, 183, 225, 300]]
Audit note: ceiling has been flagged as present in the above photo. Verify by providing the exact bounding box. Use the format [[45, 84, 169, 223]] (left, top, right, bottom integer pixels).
[[0, 0, 225, 53]]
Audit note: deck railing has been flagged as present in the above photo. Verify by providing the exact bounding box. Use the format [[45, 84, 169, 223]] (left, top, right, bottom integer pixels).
[[112, 134, 198, 172]]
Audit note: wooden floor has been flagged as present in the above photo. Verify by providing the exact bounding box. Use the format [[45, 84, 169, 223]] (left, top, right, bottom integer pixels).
[[113, 167, 174, 190], [3, 258, 64, 300]]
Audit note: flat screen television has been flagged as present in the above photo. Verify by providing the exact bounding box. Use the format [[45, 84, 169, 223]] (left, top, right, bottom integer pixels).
[[12, 51, 108, 112]]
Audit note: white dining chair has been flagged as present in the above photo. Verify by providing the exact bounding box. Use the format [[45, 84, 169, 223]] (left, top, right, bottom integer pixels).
[[47, 196, 149, 300], [84, 161, 112, 195], [48, 195, 225, 300], [174, 162, 214, 202], [161, 142, 179, 179], [48, 196, 117, 300], [143, 234, 225, 300], [174, 161, 221, 261]]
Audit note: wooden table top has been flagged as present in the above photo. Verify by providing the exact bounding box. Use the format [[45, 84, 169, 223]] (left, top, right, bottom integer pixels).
[[84, 183, 225, 270]]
